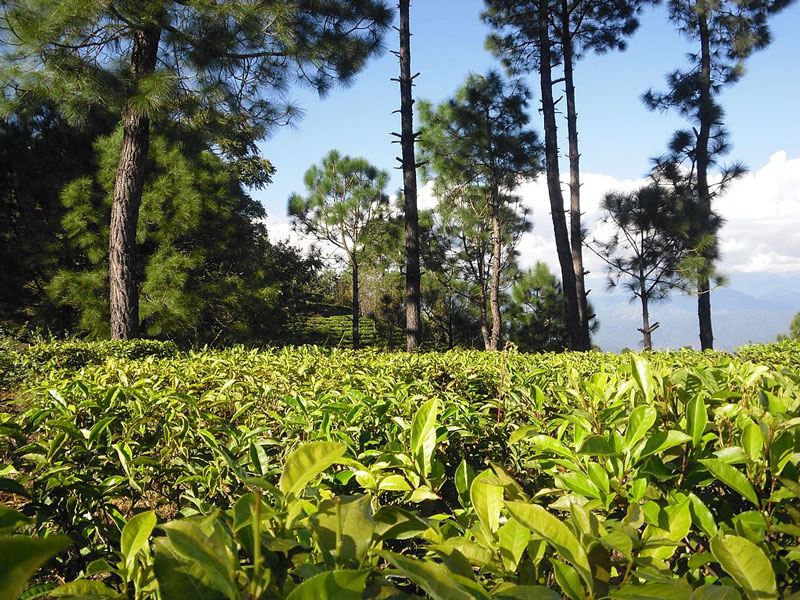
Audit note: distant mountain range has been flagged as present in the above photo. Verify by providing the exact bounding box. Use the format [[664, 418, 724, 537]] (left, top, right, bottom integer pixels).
[[590, 272, 800, 352]]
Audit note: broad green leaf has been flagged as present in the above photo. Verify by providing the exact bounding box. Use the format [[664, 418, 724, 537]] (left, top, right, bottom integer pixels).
[[498, 518, 530, 571], [506, 501, 593, 591], [493, 583, 561, 600], [87, 417, 115, 447], [432, 538, 493, 568], [411, 398, 438, 477], [50, 580, 122, 598], [640, 499, 692, 564], [688, 493, 718, 538], [710, 534, 777, 600], [378, 550, 480, 600], [630, 355, 653, 402], [552, 559, 586, 600], [153, 538, 228, 600], [285, 570, 367, 600], [471, 469, 503, 534], [700, 459, 759, 507], [311, 495, 374, 568], [0, 504, 30, 530], [687, 396, 707, 447], [373, 506, 429, 541], [520, 434, 574, 458], [559, 472, 602, 499], [0, 535, 70, 600], [158, 519, 238, 599], [455, 459, 475, 508], [611, 582, 692, 600], [640, 430, 693, 458], [587, 463, 610, 495], [121, 510, 156, 568], [579, 435, 615, 456], [508, 425, 538, 445], [690, 585, 742, 600], [279, 441, 347, 498], [741, 423, 763, 462], [625, 406, 657, 452], [249, 442, 269, 475]]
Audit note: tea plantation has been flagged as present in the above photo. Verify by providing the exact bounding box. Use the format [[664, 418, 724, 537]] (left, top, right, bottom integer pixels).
[[1, 340, 799, 599]]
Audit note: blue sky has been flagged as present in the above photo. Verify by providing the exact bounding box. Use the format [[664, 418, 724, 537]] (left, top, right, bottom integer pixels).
[[252, 0, 800, 218], [250, 0, 800, 349]]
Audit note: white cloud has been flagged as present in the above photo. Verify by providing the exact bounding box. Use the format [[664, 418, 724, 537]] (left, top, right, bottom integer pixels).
[[715, 151, 800, 274], [513, 151, 800, 277], [263, 151, 800, 277]]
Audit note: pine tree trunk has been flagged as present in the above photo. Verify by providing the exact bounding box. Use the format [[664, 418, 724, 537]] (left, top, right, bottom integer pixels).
[[352, 260, 360, 350], [479, 286, 491, 350], [109, 26, 161, 340], [489, 197, 502, 351], [538, 0, 582, 350], [560, 0, 591, 351], [696, 10, 714, 350], [398, 0, 422, 352], [639, 275, 652, 350]]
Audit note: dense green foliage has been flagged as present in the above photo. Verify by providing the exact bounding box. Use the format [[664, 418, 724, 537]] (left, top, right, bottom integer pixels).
[[3, 340, 800, 598]]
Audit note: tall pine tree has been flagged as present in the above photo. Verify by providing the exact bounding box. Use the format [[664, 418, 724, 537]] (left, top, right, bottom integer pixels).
[[483, 0, 647, 350], [418, 71, 540, 350], [2, 0, 391, 339], [643, 0, 793, 349]]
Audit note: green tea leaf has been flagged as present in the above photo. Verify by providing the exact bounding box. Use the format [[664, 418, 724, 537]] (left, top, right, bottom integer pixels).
[[411, 398, 438, 477], [690, 585, 742, 600], [311, 495, 374, 568], [687, 396, 707, 447], [710, 534, 777, 600], [50, 580, 122, 598], [285, 570, 368, 600], [625, 406, 657, 452], [471, 469, 503, 534], [640, 430, 693, 458], [506, 501, 593, 592], [611, 582, 692, 600], [630, 355, 653, 402], [0, 535, 70, 600], [579, 435, 615, 456], [552, 559, 586, 600], [700, 459, 759, 507], [378, 550, 479, 600], [121, 510, 156, 568], [498, 518, 530, 571], [279, 441, 347, 499], [741, 423, 763, 462]]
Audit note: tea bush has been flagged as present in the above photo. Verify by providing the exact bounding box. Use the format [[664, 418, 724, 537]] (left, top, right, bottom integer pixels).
[[2, 341, 799, 598]]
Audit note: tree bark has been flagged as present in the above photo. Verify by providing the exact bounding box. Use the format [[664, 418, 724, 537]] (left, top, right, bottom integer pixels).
[[696, 9, 714, 350], [538, 0, 583, 350], [489, 196, 502, 351], [559, 0, 591, 351], [398, 0, 422, 352], [639, 281, 652, 351], [352, 260, 360, 349], [479, 286, 491, 350], [109, 25, 161, 340]]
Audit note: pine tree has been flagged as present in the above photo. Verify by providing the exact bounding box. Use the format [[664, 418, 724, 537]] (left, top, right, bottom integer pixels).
[[288, 151, 390, 350], [394, 0, 422, 351], [0, 102, 116, 331], [2, 0, 391, 339], [642, 0, 793, 349], [483, 0, 647, 350], [505, 262, 570, 352], [589, 184, 690, 350], [50, 122, 317, 345], [418, 71, 541, 350]]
